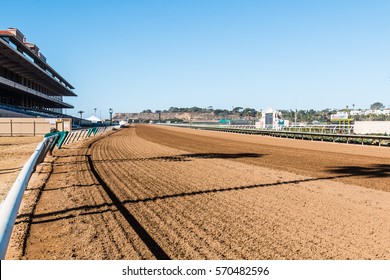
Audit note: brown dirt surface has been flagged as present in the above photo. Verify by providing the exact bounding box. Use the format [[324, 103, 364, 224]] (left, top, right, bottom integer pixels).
[[0, 136, 43, 200], [6, 125, 390, 260]]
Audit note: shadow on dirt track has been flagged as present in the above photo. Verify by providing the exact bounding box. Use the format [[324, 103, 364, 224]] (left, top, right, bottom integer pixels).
[[91, 152, 265, 163], [17, 164, 390, 226], [326, 164, 390, 179], [180, 152, 263, 159]]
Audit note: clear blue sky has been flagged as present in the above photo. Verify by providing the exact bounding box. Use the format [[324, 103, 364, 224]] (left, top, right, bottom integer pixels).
[[2, 0, 390, 118]]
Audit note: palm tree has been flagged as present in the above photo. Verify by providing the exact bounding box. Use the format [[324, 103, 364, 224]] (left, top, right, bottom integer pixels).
[[77, 110, 84, 119]]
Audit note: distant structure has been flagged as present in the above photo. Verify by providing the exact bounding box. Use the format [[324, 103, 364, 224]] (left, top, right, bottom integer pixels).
[[330, 111, 354, 126], [0, 28, 76, 118], [86, 115, 102, 124], [256, 107, 288, 129]]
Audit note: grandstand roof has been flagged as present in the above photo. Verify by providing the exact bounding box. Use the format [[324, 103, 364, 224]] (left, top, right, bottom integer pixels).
[[0, 28, 76, 97], [0, 28, 77, 116], [0, 28, 75, 92]]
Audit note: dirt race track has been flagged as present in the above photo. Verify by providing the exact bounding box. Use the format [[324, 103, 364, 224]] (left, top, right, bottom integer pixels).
[[0, 136, 43, 200], [6, 124, 390, 259]]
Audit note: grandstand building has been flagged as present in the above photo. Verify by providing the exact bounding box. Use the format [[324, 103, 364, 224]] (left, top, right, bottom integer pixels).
[[0, 28, 76, 118]]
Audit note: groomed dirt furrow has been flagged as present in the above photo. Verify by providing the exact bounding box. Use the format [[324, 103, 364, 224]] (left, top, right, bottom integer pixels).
[[8, 133, 155, 259], [91, 131, 163, 201], [135, 125, 390, 192], [91, 131, 231, 259], [129, 201, 236, 259], [6, 125, 390, 260], [91, 126, 390, 259], [90, 130, 286, 259]]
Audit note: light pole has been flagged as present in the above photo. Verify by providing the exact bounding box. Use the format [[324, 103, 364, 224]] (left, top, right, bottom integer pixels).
[[109, 108, 113, 125], [94, 108, 97, 116]]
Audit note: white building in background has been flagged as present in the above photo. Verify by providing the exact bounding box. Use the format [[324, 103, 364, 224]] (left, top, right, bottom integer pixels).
[[349, 109, 390, 116], [256, 107, 288, 129], [354, 121, 390, 134]]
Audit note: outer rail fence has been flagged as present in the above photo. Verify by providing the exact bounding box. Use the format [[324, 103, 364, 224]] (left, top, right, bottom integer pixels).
[[0, 120, 49, 136], [0, 118, 72, 136], [159, 123, 390, 147], [61, 126, 116, 147], [0, 125, 117, 259]]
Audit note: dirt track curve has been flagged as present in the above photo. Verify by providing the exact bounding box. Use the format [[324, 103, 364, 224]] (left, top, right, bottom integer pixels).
[[7, 124, 390, 259]]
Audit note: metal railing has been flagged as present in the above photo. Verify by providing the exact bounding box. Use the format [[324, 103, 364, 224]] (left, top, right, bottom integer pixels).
[[159, 123, 390, 147], [0, 125, 118, 259], [280, 124, 355, 134], [0, 134, 58, 258], [61, 126, 116, 147]]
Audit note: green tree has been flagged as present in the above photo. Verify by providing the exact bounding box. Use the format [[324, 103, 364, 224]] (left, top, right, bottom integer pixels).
[[77, 110, 84, 119], [242, 108, 257, 117], [370, 102, 385, 110], [168, 107, 179, 112], [232, 107, 243, 113]]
